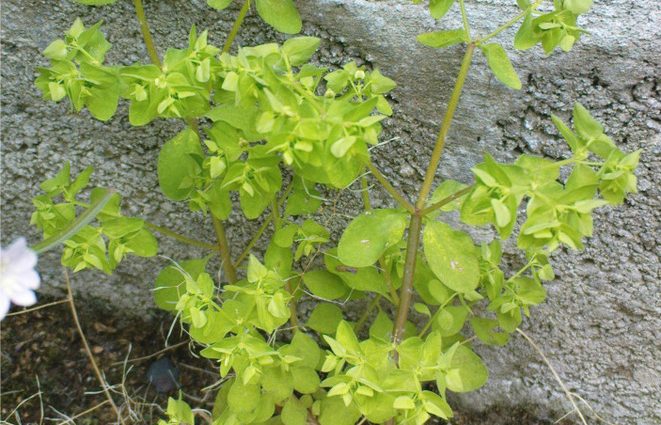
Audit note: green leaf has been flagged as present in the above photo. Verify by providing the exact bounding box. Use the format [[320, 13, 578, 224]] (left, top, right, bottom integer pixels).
[[282, 397, 307, 425], [124, 228, 158, 257], [470, 317, 509, 346], [43, 39, 68, 60], [307, 303, 343, 335], [368, 69, 397, 95], [423, 222, 479, 294], [337, 209, 407, 267], [416, 29, 467, 49], [319, 395, 361, 425], [573, 103, 603, 140], [335, 321, 361, 355], [282, 37, 320, 66], [157, 128, 203, 201], [564, 0, 592, 14], [429, 0, 455, 19], [420, 390, 453, 419], [291, 367, 320, 394], [393, 396, 416, 410], [255, 0, 302, 34], [207, 0, 234, 10], [514, 14, 538, 50], [369, 310, 393, 341], [444, 344, 488, 393], [228, 380, 261, 413], [480, 43, 522, 90], [153, 258, 209, 311], [434, 305, 468, 337], [303, 270, 350, 300]]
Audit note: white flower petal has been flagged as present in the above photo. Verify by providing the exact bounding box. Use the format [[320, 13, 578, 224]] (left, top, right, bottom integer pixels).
[[20, 270, 41, 290], [0, 294, 10, 320], [9, 287, 37, 307], [1, 237, 38, 272]]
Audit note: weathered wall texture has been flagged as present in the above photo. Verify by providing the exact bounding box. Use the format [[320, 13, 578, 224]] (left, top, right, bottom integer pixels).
[[1, 0, 659, 423]]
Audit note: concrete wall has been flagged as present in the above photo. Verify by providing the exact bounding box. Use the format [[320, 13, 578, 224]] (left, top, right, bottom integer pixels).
[[1, 0, 659, 423]]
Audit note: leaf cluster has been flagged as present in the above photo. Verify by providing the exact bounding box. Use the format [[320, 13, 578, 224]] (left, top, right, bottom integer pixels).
[[31, 163, 158, 273]]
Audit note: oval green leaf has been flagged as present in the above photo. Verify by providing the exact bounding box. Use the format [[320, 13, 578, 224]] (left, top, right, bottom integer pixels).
[[158, 128, 203, 201], [423, 221, 479, 294], [337, 209, 407, 268], [255, 0, 302, 34], [480, 43, 522, 90], [303, 270, 350, 300]]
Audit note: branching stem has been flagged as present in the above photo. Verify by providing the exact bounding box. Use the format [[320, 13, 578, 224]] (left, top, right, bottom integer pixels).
[[392, 43, 475, 359], [418, 185, 474, 216], [145, 222, 220, 252], [477, 0, 544, 45], [366, 162, 415, 214]]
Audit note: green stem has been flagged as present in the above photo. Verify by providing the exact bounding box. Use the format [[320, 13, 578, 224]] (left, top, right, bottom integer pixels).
[[419, 293, 458, 336], [144, 222, 220, 252], [354, 295, 382, 334], [212, 216, 238, 283], [459, 0, 471, 40], [132, 0, 161, 67], [234, 182, 293, 268], [33, 190, 115, 254], [235, 217, 272, 267], [476, 0, 543, 45], [360, 175, 372, 210], [415, 43, 475, 210], [366, 162, 415, 214], [391, 214, 423, 353], [392, 43, 476, 360], [418, 185, 474, 216], [222, 0, 252, 54]]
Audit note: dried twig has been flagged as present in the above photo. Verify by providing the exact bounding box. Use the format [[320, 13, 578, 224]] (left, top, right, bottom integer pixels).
[[64, 269, 125, 425]]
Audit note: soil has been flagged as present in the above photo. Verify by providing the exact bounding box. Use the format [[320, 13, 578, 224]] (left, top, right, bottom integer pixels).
[[0, 296, 576, 425]]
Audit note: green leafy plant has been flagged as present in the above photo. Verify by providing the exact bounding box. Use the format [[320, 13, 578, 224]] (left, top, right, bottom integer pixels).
[[30, 0, 638, 424]]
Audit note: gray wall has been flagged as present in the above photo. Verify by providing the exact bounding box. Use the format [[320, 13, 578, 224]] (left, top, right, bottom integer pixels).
[[1, 0, 659, 423]]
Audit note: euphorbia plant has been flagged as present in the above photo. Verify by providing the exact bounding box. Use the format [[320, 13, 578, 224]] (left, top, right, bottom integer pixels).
[[29, 0, 639, 423]]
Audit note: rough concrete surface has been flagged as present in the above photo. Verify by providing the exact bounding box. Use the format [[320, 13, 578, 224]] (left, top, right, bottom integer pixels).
[[1, 0, 659, 423]]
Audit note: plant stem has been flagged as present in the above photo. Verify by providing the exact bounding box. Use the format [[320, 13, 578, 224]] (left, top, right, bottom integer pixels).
[[391, 213, 423, 352], [418, 185, 474, 216], [234, 217, 272, 267], [5, 299, 69, 317], [212, 216, 238, 283], [416, 43, 475, 210], [354, 295, 381, 334], [418, 293, 458, 336], [145, 221, 220, 252], [33, 189, 115, 254], [234, 182, 293, 268], [391, 43, 475, 360], [360, 175, 372, 210], [366, 162, 415, 214], [477, 0, 543, 45], [458, 0, 471, 40], [132, 0, 161, 67], [64, 270, 125, 424], [222, 0, 252, 54]]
